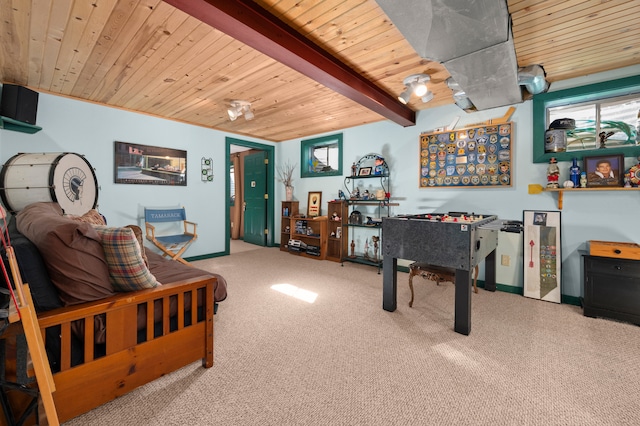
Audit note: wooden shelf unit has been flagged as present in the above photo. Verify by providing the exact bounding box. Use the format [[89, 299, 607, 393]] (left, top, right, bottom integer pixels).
[[288, 215, 328, 260], [326, 200, 348, 262], [280, 201, 299, 251], [528, 184, 640, 209]]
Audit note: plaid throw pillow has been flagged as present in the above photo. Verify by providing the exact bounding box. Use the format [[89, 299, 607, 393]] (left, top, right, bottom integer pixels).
[[93, 226, 158, 291], [124, 224, 148, 267]]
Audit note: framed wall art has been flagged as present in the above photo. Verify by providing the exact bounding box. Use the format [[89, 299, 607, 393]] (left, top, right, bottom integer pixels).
[[419, 122, 513, 188], [583, 154, 624, 187], [114, 141, 187, 186], [358, 167, 372, 176], [523, 210, 561, 303], [307, 191, 322, 217]]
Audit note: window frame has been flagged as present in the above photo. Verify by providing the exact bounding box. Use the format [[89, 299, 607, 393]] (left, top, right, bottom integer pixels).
[[532, 75, 640, 163], [300, 133, 343, 178]]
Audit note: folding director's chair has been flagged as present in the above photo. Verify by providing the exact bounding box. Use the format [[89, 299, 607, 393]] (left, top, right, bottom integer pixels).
[[144, 207, 197, 266]]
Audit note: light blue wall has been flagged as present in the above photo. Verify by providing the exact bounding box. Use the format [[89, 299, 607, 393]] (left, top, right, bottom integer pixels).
[[276, 65, 640, 299], [1, 65, 638, 299], [0, 94, 272, 257]]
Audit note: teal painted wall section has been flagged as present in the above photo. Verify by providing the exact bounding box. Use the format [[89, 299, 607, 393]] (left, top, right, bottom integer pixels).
[[1, 64, 639, 300], [275, 64, 640, 300], [0, 94, 273, 258]]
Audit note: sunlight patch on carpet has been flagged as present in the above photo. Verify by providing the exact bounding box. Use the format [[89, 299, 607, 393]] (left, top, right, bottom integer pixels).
[[271, 283, 318, 303], [433, 343, 481, 369]]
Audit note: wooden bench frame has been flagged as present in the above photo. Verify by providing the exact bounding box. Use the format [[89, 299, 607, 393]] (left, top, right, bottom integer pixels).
[[7, 276, 216, 423], [408, 263, 478, 308]]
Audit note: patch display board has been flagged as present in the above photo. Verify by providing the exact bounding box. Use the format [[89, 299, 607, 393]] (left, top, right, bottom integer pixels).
[[419, 122, 513, 188]]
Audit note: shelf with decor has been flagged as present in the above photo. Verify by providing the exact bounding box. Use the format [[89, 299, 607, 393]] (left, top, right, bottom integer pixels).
[[326, 200, 348, 262], [528, 184, 640, 209], [341, 153, 396, 272], [280, 201, 299, 251], [287, 215, 328, 260], [342, 199, 391, 271]]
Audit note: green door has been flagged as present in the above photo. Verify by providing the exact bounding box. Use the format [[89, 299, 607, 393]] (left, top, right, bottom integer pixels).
[[243, 151, 268, 246]]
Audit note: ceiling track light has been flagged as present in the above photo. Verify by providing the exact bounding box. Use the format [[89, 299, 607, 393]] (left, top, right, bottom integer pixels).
[[421, 91, 434, 103], [398, 73, 431, 104], [227, 100, 254, 121]]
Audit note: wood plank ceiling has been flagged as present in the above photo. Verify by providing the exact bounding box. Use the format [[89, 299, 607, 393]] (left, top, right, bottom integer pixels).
[[1, 0, 638, 142]]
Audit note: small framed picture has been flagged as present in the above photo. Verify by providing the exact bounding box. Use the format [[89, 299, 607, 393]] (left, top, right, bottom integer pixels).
[[307, 191, 322, 217], [358, 167, 372, 176], [336, 227, 341, 239], [583, 154, 624, 187]]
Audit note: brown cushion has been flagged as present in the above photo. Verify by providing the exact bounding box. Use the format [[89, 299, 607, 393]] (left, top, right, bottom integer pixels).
[[16, 202, 114, 306], [66, 209, 107, 226]]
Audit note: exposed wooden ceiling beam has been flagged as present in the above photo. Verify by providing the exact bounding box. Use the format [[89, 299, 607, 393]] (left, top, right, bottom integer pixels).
[[163, 0, 416, 128]]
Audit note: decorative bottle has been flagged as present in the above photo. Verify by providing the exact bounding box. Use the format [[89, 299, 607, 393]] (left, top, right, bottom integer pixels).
[[569, 158, 581, 188]]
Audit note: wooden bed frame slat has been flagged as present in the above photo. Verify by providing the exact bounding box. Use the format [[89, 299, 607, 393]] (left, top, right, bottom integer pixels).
[[31, 276, 217, 423]]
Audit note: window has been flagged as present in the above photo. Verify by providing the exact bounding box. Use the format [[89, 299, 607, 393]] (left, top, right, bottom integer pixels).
[[532, 76, 640, 163], [300, 133, 343, 177]]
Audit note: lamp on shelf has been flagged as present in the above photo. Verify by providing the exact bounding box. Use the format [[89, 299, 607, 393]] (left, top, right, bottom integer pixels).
[[227, 100, 254, 121], [398, 73, 432, 104]]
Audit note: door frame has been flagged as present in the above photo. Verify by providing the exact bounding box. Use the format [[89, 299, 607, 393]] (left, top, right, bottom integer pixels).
[[225, 137, 275, 254]]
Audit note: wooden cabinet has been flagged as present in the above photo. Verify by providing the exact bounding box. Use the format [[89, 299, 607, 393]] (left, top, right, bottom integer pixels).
[[280, 201, 299, 251], [288, 216, 328, 260], [326, 201, 348, 262], [582, 254, 640, 325]]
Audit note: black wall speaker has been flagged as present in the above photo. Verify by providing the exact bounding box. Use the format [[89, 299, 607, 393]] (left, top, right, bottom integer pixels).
[[0, 84, 39, 125]]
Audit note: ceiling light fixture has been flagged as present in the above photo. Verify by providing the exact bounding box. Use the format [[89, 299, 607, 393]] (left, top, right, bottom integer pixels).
[[227, 100, 254, 121], [421, 91, 434, 103], [398, 74, 431, 104]]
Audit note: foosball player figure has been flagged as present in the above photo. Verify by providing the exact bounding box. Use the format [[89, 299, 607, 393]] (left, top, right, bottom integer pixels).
[[547, 157, 560, 188]]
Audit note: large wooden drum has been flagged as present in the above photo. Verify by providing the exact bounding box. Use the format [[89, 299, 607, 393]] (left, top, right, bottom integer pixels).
[[0, 152, 98, 215]]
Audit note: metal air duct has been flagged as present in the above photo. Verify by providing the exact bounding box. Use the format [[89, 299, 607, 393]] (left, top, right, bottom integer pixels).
[[378, 0, 548, 110], [518, 64, 549, 95]]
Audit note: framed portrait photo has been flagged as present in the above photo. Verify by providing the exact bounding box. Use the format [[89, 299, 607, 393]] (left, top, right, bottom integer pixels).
[[307, 191, 322, 217], [583, 154, 624, 188], [358, 167, 372, 176]]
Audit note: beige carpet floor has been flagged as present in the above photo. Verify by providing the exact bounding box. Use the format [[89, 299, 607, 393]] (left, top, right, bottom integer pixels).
[[64, 247, 640, 425], [229, 239, 263, 254]]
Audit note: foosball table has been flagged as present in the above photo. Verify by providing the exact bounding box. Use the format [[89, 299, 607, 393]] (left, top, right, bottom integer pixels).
[[382, 212, 499, 335]]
